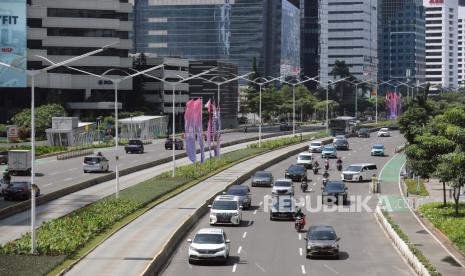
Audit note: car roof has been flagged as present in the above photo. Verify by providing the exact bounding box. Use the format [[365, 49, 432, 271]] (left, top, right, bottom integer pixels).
[[197, 228, 224, 235], [85, 155, 104, 158], [214, 195, 240, 201], [299, 152, 312, 156], [372, 144, 384, 147], [323, 145, 335, 148], [275, 178, 292, 183], [326, 180, 345, 186], [228, 185, 248, 190], [310, 141, 322, 144], [380, 128, 389, 130], [308, 225, 336, 232], [255, 170, 271, 175], [348, 163, 376, 166]]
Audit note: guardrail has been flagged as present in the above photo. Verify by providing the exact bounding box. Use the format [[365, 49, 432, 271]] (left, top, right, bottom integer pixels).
[[375, 206, 431, 276], [57, 149, 94, 160]]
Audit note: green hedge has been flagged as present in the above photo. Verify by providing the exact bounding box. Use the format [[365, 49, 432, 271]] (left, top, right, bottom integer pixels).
[[382, 210, 441, 276], [419, 202, 465, 254], [405, 178, 429, 196]]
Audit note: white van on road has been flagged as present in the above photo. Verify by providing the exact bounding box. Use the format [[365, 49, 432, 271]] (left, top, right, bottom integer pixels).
[[341, 163, 378, 182]]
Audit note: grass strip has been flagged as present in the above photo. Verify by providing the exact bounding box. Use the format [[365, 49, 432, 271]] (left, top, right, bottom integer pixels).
[[382, 210, 442, 276], [405, 178, 429, 196], [419, 202, 465, 254], [0, 131, 327, 275]]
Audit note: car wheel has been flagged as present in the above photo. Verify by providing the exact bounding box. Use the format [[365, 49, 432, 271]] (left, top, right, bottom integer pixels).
[[270, 214, 274, 220], [188, 258, 194, 265], [359, 176, 363, 182], [83, 170, 87, 173], [126, 151, 129, 154]]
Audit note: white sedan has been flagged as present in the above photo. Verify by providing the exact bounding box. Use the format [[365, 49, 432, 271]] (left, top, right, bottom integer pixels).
[[377, 128, 391, 137]]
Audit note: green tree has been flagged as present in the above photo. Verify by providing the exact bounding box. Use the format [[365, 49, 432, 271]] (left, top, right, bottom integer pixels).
[[13, 104, 67, 138], [398, 107, 429, 144]]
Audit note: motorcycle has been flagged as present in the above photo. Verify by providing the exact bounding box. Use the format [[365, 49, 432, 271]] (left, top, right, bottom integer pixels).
[[322, 177, 329, 186], [295, 215, 305, 232], [324, 163, 330, 171], [301, 180, 308, 192], [313, 167, 319, 175], [337, 163, 342, 171]]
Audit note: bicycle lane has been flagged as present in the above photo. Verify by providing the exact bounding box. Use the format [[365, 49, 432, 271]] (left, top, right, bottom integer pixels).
[[378, 153, 465, 275]]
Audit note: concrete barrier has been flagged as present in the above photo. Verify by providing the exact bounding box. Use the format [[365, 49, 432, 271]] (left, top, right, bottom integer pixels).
[[375, 206, 431, 276], [142, 137, 333, 276], [57, 149, 95, 160]]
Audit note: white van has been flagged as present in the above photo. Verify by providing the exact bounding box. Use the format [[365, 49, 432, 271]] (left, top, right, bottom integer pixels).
[[341, 163, 378, 182]]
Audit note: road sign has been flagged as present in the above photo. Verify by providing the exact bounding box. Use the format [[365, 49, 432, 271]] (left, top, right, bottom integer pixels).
[[7, 125, 18, 141]]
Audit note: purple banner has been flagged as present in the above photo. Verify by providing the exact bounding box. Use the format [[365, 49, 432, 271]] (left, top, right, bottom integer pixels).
[[194, 99, 205, 163], [184, 99, 196, 163]]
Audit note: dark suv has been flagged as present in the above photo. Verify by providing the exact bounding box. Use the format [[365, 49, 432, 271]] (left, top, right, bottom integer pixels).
[[357, 128, 370, 138], [285, 164, 307, 182], [124, 140, 144, 154], [165, 138, 184, 150], [321, 181, 348, 205], [305, 225, 340, 259]]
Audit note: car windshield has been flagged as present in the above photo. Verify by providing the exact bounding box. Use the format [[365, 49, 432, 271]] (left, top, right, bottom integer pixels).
[[288, 166, 305, 173], [212, 200, 237, 210], [193, 233, 224, 244], [255, 171, 271, 178], [309, 230, 337, 241], [323, 146, 335, 151], [359, 128, 368, 133], [311, 142, 321, 147], [226, 188, 247, 196], [380, 128, 388, 131], [275, 181, 291, 187], [9, 182, 28, 188], [346, 165, 362, 172], [325, 182, 345, 192], [373, 145, 384, 149], [334, 140, 346, 145], [299, 155, 312, 160], [84, 157, 100, 164]]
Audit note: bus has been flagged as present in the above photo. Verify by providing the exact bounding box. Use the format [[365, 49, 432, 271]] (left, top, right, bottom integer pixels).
[[329, 116, 356, 136]]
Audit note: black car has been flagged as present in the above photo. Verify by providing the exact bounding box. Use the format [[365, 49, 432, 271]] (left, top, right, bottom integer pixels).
[[0, 151, 7, 165], [333, 139, 349, 150], [321, 181, 348, 204], [388, 124, 399, 130], [165, 138, 184, 150], [3, 181, 40, 201], [357, 128, 370, 138], [280, 122, 292, 131], [305, 225, 340, 259], [251, 171, 274, 187], [124, 139, 144, 154], [285, 164, 307, 182]]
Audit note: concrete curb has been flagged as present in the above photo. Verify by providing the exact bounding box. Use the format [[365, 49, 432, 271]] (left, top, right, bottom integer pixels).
[[374, 206, 431, 276], [141, 137, 333, 276], [57, 149, 94, 160], [0, 130, 324, 220]]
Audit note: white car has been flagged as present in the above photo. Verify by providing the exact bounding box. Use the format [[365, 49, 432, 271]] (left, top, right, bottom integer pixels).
[[309, 141, 324, 153], [272, 179, 294, 195], [341, 163, 378, 182], [209, 195, 242, 225], [0, 179, 8, 195], [333, 135, 346, 142], [187, 228, 230, 264], [297, 152, 313, 169], [83, 155, 110, 173], [377, 128, 391, 137]]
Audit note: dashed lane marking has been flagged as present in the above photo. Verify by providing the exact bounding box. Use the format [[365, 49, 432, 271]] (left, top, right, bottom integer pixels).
[[299, 248, 303, 256], [253, 210, 258, 215], [298, 233, 302, 240], [301, 265, 306, 274], [63, 177, 73, 181], [259, 201, 263, 206], [237, 246, 242, 254], [232, 263, 237, 273], [242, 232, 247, 239], [255, 263, 266, 273], [324, 264, 339, 274]]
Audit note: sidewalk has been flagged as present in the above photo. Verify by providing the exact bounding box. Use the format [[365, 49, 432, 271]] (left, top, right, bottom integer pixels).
[[423, 179, 465, 202], [65, 139, 312, 276], [379, 154, 465, 275]]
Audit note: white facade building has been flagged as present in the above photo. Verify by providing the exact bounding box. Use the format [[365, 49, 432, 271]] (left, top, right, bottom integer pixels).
[[458, 6, 465, 88], [319, 0, 378, 86], [423, 0, 458, 91]]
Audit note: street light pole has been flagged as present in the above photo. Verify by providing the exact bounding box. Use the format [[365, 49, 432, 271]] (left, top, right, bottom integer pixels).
[[114, 80, 120, 198], [172, 84, 176, 177]]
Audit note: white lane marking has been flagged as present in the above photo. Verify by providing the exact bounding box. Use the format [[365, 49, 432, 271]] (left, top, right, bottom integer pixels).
[[259, 201, 263, 206], [299, 248, 303, 256], [248, 220, 253, 226], [49, 172, 58, 176], [255, 263, 266, 272], [324, 264, 339, 274], [253, 210, 258, 215], [232, 263, 237, 272], [63, 177, 73, 181], [237, 246, 242, 254], [242, 232, 247, 239], [44, 182, 55, 187], [301, 265, 306, 274], [312, 182, 316, 186], [298, 233, 302, 240], [309, 188, 313, 192], [67, 168, 77, 172]]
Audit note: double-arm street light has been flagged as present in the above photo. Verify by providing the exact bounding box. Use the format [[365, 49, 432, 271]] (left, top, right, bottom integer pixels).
[[0, 42, 117, 254], [239, 76, 281, 147], [38, 57, 166, 197], [348, 79, 372, 120], [278, 75, 319, 134], [140, 68, 217, 176]]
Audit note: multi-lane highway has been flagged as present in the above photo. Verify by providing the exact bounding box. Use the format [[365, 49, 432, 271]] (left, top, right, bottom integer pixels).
[[0, 125, 319, 210], [162, 131, 412, 276]]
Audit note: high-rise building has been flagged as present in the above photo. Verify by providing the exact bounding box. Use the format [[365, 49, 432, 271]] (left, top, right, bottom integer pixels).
[[319, 0, 378, 86], [134, 0, 299, 77], [281, 0, 300, 76], [423, 0, 458, 92], [458, 5, 465, 88], [300, 0, 320, 89], [0, 0, 133, 119], [378, 0, 425, 91]]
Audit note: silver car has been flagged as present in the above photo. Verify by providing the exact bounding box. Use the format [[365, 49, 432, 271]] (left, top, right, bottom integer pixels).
[[83, 156, 110, 173], [251, 171, 273, 187], [224, 185, 252, 209], [305, 225, 340, 259]]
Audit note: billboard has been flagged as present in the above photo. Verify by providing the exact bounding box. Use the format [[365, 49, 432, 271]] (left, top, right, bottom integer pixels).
[[0, 0, 27, 87]]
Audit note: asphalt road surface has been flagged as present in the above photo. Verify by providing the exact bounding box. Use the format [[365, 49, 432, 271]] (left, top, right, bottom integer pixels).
[[162, 131, 413, 276], [0, 125, 318, 210]]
